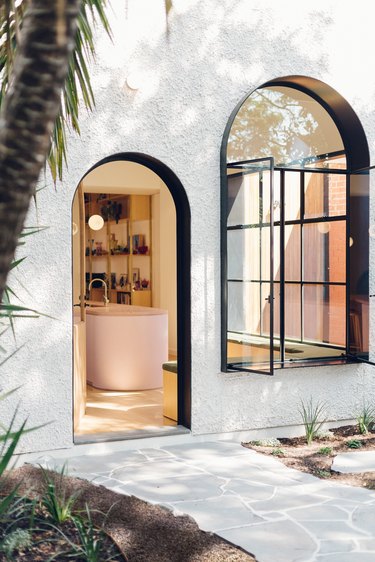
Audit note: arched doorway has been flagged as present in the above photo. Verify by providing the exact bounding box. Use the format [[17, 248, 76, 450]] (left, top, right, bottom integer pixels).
[[221, 76, 371, 375], [72, 153, 191, 441]]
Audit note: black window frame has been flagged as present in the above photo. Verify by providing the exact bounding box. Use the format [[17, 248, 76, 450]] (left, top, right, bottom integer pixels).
[[221, 76, 372, 375]]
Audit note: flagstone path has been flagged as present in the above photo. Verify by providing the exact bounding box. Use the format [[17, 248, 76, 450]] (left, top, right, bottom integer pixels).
[[37, 442, 375, 562]]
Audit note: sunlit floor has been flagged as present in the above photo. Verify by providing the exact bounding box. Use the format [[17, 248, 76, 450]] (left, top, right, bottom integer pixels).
[[75, 385, 177, 437]]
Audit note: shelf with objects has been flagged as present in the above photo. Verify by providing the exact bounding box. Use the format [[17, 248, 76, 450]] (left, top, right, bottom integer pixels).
[[84, 193, 152, 306]]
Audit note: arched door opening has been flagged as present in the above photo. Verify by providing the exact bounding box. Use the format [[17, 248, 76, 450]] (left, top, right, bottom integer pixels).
[[72, 154, 191, 442], [221, 76, 372, 375]]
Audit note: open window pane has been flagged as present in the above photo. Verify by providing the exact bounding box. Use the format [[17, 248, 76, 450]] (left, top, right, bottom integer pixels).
[[261, 226, 280, 281], [285, 283, 301, 341], [285, 172, 301, 221], [226, 158, 275, 374], [227, 171, 260, 227], [228, 228, 260, 280], [285, 224, 301, 281], [262, 171, 281, 223], [228, 281, 260, 335]]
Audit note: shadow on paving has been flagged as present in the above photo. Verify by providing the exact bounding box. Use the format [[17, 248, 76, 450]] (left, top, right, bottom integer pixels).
[[7, 466, 257, 562]]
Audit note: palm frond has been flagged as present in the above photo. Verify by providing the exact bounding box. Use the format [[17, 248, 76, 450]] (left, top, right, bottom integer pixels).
[[0, 0, 112, 181]]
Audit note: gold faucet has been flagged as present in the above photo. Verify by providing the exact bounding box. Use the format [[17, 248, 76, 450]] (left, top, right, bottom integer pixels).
[[88, 278, 109, 305]]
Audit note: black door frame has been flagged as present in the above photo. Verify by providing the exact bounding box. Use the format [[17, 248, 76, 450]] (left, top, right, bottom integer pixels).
[[77, 152, 191, 429]]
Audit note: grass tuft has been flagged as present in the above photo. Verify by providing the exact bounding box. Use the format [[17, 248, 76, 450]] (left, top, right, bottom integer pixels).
[[299, 398, 327, 446], [346, 439, 362, 449], [357, 405, 375, 435], [318, 446, 333, 456]]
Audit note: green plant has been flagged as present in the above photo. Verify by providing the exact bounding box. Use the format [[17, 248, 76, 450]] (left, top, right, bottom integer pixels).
[[346, 439, 362, 449], [318, 446, 333, 456], [249, 438, 281, 447], [0, 398, 29, 521], [357, 405, 375, 435], [0, 0, 112, 182], [1, 528, 32, 560], [271, 448, 285, 457], [41, 465, 80, 524], [299, 398, 327, 445], [73, 505, 105, 562], [314, 469, 331, 479]]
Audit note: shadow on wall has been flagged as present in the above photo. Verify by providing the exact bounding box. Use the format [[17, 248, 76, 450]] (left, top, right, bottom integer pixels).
[[7, 0, 375, 446]]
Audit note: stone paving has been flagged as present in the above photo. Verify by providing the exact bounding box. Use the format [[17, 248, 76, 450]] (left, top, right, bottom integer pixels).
[[37, 442, 375, 562], [332, 451, 375, 474]]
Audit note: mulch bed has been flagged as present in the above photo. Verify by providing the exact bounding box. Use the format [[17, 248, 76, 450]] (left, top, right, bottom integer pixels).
[[243, 424, 375, 489], [3, 466, 256, 562]]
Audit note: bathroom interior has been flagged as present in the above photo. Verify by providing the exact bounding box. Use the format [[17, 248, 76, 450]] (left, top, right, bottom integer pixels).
[[72, 160, 179, 442]]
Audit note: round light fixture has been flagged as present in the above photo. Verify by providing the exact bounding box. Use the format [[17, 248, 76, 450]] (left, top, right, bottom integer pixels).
[[126, 71, 142, 90], [349, 236, 354, 247], [88, 214, 104, 231]]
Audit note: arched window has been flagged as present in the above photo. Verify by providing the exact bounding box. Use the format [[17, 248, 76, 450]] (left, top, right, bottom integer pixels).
[[221, 76, 373, 375]]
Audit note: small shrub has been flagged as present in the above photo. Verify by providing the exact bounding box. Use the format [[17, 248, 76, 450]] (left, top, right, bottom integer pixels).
[[318, 447, 332, 456], [357, 405, 375, 435], [299, 398, 327, 445], [346, 439, 362, 449], [315, 430, 335, 441], [271, 448, 285, 457], [314, 469, 331, 479], [249, 438, 281, 447], [1, 529, 32, 560], [41, 465, 80, 523]]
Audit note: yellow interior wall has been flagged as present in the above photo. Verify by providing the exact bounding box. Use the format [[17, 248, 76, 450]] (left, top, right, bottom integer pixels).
[[152, 184, 177, 356]]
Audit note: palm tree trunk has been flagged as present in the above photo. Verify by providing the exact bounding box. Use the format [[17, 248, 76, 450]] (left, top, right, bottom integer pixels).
[[0, 0, 81, 302]]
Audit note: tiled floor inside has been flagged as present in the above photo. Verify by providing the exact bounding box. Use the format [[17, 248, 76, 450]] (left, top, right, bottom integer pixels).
[[75, 385, 176, 437]]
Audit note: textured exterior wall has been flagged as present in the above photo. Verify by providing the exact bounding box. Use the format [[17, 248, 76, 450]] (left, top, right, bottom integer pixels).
[[3, 0, 375, 453]]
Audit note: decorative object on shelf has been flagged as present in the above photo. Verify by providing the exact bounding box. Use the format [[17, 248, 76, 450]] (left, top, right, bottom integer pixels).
[[101, 200, 122, 223], [132, 268, 140, 284], [95, 242, 103, 255], [110, 233, 118, 254], [138, 245, 148, 254], [111, 272, 116, 289], [90, 238, 95, 254], [132, 234, 145, 253], [119, 273, 128, 288], [141, 279, 149, 289], [88, 214, 104, 231]]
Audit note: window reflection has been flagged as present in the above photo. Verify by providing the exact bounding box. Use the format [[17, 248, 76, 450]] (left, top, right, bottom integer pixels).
[[228, 86, 345, 169]]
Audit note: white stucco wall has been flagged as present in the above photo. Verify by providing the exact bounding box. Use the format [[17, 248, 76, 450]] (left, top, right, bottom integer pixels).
[[3, 0, 375, 453]]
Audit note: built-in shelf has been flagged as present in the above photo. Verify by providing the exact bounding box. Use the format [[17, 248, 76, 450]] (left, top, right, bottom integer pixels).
[[85, 193, 152, 307]]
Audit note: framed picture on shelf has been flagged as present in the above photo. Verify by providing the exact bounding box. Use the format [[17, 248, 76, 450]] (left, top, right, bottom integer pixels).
[[132, 268, 140, 283], [119, 273, 128, 287]]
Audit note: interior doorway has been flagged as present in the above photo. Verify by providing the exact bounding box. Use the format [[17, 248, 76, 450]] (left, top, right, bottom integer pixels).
[[72, 154, 191, 442]]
